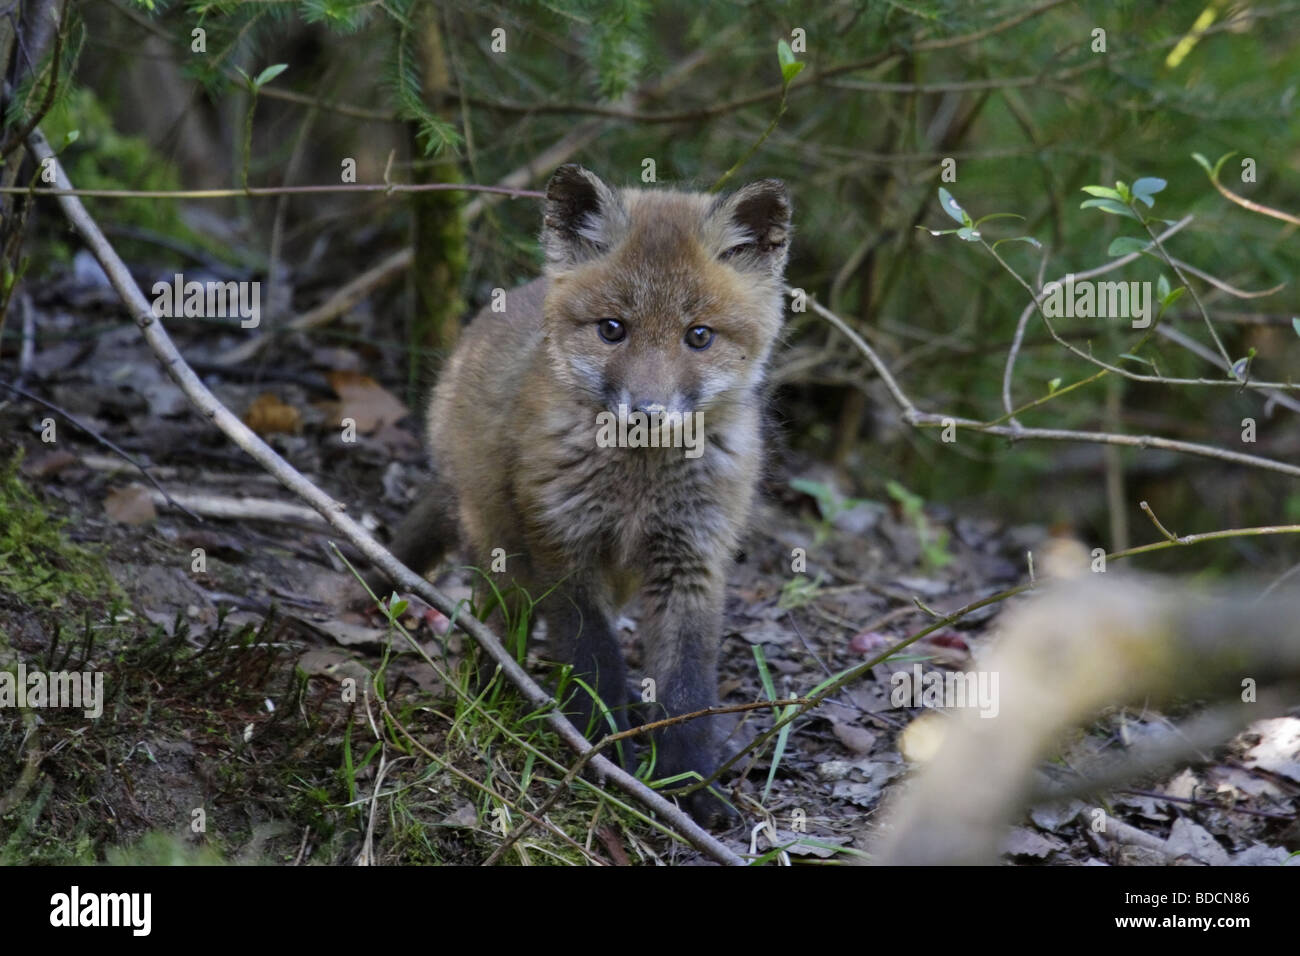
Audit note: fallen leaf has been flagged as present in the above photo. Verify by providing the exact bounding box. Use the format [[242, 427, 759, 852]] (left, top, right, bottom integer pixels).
[[1164, 818, 1230, 866], [441, 801, 479, 828], [21, 449, 77, 478], [1004, 826, 1064, 859], [297, 649, 372, 685], [288, 613, 391, 648], [327, 370, 410, 433], [244, 392, 301, 435], [849, 630, 893, 655], [104, 483, 157, 525], [831, 720, 877, 755], [1029, 799, 1087, 831], [1242, 716, 1300, 783], [1230, 844, 1294, 866]]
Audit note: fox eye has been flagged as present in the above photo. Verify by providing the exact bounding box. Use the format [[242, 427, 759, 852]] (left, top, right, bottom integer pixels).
[[684, 325, 715, 350], [597, 318, 626, 343]]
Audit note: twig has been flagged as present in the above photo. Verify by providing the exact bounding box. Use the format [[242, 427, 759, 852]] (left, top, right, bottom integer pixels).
[[1138, 500, 1178, 542], [1199, 159, 1300, 226], [0, 0, 66, 162], [0, 377, 201, 520], [1112, 786, 1296, 821], [0, 182, 547, 199], [23, 123, 744, 867], [1155, 323, 1300, 415], [1001, 216, 1193, 420], [139, 488, 329, 527], [802, 290, 1300, 478]]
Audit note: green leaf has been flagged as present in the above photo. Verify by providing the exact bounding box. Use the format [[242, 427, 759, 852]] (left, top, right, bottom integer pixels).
[[1118, 353, 1154, 367], [1156, 274, 1170, 301], [1107, 236, 1150, 256], [789, 477, 838, 519], [1292, 317, 1300, 338], [1114, 181, 1132, 203], [1192, 151, 1234, 180], [937, 187, 965, 224], [1131, 177, 1167, 206], [956, 225, 980, 241], [254, 63, 289, 88], [1160, 286, 1185, 308], [972, 212, 1024, 227], [1080, 185, 1123, 200], [1048, 377, 1061, 393], [61, 129, 79, 147], [777, 40, 804, 84], [917, 226, 962, 237], [992, 235, 1042, 250], [1081, 198, 1139, 220]]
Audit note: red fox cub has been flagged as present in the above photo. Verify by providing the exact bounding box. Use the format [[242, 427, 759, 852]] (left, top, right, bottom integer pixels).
[[375, 164, 791, 823]]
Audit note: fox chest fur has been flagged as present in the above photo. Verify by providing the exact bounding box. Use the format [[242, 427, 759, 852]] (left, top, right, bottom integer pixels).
[[386, 164, 791, 823]]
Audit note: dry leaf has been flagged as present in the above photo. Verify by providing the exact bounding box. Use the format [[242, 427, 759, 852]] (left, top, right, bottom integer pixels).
[[21, 449, 78, 478], [831, 720, 877, 755], [326, 370, 409, 433], [244, 392, 301, 435], [104, 483, 157, 525], [1004, 826, 1064, 859]]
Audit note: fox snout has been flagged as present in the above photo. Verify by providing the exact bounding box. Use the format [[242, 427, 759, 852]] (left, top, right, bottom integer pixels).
[[614, 392, 692, 417], [606, 357, 697, 417]]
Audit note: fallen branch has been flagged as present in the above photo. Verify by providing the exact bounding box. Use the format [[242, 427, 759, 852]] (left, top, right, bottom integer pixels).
[[140, 488, 329, 526], [871, 576, 1300, 865], [24, 125, 745, 867]]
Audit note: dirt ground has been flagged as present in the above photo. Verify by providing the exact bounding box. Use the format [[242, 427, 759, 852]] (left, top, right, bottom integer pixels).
[[1, 262, 1297, 866]]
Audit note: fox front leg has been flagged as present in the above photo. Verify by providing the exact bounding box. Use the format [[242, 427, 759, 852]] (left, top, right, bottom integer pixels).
[[639, 555, 737, 826], [542, 583, 635, 763]]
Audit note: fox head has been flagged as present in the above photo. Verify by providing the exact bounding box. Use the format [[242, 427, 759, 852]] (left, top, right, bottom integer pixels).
[[539, 165, 791, 423]]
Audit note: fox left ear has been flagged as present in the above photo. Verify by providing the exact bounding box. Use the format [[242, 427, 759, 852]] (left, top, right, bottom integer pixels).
[[542, 164, 625, 271], [711, 179, 792, 276]]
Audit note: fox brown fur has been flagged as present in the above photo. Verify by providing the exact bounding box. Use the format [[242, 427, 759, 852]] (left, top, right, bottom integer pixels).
[[373, 164, 791, 823]]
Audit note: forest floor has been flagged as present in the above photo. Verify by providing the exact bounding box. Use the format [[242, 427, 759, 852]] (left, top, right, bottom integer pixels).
[[1, 259, 1297, 866]]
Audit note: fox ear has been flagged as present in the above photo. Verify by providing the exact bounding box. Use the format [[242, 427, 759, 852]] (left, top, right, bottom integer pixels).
[[711, 179, 792, 276], [542, 165, 623, 270]]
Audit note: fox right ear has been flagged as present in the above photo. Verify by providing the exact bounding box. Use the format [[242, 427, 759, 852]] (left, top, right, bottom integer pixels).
[[542, 165, 623, 270]]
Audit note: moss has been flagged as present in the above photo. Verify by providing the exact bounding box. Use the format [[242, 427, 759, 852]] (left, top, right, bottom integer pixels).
[[0, 452, 120, 618]]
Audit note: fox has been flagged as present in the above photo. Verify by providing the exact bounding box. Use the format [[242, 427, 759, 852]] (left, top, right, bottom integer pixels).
[[370, 164, 791, 824]]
